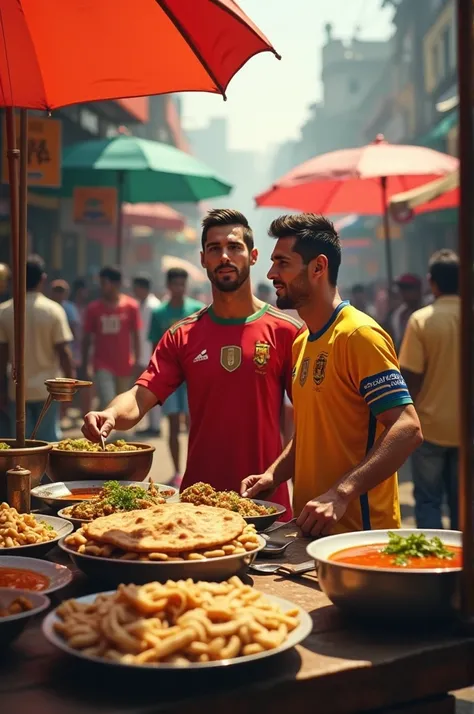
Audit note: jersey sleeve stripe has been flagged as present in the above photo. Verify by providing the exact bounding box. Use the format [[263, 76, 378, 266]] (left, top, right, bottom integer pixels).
[[370, 394, 413, 416], [169, 306, 208, 335], [365, 386, 412, 405], [266, 306, 302, 329]]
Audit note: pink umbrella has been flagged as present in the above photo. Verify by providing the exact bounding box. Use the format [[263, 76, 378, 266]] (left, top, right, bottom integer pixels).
[[255, 135, 459, 285]]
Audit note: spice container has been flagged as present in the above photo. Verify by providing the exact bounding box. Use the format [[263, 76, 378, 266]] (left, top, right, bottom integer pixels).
[[7, 465, 31, 513]]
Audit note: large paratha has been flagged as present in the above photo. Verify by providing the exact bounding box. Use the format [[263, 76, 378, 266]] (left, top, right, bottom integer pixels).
[[82, 502, 246, 554]]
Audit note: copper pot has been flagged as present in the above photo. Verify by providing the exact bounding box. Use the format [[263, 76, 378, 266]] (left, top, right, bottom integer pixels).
[[0, 439, 52, 501], [46, 442, 155, 483]]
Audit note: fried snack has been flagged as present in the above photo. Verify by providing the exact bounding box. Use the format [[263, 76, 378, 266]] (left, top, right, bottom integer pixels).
[[0, 502, 57, 548], [0, 595, 33, 617], [181, 482, 278, 517], [55, 438, 139, 453], [53, 577, 300, 664], [64, 523, 260, 561], [62, 481, 168, 521], [83, 503, 246, 554]]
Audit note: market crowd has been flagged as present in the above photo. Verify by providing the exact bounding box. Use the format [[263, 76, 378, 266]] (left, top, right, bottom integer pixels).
[[0, 209, 460, 534]]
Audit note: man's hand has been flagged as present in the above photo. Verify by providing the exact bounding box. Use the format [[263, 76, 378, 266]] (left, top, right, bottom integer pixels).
[[296, 489, 349, 537], [82, 409, 116, 442], [240, 472, 276, 499]]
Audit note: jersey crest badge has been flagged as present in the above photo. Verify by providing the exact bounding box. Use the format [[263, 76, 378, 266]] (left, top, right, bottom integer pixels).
[[253, 341, 270, 368], [313, 352, 328, 386], [221, 345, 242, 372], [299, 357, 310, 386]]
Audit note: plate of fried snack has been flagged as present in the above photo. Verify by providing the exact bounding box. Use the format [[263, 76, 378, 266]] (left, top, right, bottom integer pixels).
[[1, 588, 50, 646], [0, 503, 73, 556], [43, 576, 312, 669], [57, 481, 178, 527], [180, 483, 286, 530], [59, 502, 265, 584]]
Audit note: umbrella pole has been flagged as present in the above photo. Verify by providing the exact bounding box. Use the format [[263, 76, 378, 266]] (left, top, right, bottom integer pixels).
[[116, 171, 124, 266], [5, 109, 20, 406], [15, 109, 28, 448], [456, 0, 474, 627], [380, 176, 393, 289]]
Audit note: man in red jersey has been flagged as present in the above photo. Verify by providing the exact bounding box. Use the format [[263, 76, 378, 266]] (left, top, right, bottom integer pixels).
[[81, 266, 141, 410], [81, 209, 300, 517]]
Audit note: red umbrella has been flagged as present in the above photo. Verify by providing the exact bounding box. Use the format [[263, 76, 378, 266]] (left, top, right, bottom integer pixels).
[[256, 135, 458, 286], [1, 0, 279, 446]]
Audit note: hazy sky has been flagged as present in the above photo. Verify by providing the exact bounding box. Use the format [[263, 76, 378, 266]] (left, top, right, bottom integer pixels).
[[181, 0, 394, 151]]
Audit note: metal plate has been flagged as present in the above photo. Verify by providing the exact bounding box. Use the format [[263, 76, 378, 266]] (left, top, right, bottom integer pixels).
[[244, 500, 287, 531], [58, 534, 267, 585], [0, 555, 72, 594], [31, 480, 178, 509], [0, 515, 73, 557], [42, 590, 313, 670]]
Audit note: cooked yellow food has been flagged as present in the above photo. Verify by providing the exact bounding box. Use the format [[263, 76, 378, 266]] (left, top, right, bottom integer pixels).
[[0, 595, 33, 618], [53, 576, 300, 664], [55, 438, 139, 453], [0, 503, 57, 548], [181, 482, 277, 517], [62, 481, 170, 521], [64, 505, 260, 561], [0, 442, 10, 450]]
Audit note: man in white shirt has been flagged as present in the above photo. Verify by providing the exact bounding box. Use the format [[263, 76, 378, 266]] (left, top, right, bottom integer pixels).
[[133, 274, 161, 436], [0, 255, 74, 442]]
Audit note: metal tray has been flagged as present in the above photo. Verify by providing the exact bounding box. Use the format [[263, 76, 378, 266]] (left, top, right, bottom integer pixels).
[[58, 534, 266, 585], [42, 589, 313, 670]]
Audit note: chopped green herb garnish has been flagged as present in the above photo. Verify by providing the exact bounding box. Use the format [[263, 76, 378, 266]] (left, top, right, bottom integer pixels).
[[382, 531, 456, 567], [102, 481, 153, 511]]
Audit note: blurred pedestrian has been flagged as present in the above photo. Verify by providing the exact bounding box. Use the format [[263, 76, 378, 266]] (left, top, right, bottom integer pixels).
[[148, 268, 204, 485], [386, 274, 423, 351], [0, 264, 10, 304], [71, 278, 93, 416], [351, 284, 377, 319], [133, 274, 161, 437], [399, 250, 460, 529], [51, 280, 80, 358], [82, 266, 141, 410], [0, 255, 74, 441]]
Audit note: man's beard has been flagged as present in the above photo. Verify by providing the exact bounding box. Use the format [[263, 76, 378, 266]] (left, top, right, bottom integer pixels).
[[208, 265, 250, 293], [274, 273, 311, 310]]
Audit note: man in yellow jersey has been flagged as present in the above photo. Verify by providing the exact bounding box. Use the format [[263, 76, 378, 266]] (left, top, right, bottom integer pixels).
[[241, 213, 422, 536]]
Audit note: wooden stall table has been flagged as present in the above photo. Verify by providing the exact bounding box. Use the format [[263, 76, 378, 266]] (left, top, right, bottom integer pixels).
[[1, 533, 473, 714]]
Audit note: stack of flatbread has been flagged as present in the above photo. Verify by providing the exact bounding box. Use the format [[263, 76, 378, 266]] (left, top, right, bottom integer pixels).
[[64, 502, 260, 561]]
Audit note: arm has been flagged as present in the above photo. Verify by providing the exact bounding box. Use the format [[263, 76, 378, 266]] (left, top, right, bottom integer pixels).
[[55, 343, 75, 379], [241, 436, 296, 498], [398, 316, 425, 403], [82, 328, 184, 441], [401, 369, 423, 403], [82, 385, 157, 440]]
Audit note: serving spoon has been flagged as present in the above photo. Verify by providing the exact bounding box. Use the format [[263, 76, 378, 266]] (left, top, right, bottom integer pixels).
[[250, 560, 314, 576]]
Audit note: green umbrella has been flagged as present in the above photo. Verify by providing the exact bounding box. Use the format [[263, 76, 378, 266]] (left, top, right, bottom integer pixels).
[[61, 135, 233, 263]]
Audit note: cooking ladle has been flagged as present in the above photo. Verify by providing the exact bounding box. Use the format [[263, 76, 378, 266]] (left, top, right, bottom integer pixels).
[[30, 378, 92, 440]]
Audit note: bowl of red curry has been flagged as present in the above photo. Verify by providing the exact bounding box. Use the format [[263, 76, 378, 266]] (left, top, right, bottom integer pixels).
[[307, 528, 462, 619]]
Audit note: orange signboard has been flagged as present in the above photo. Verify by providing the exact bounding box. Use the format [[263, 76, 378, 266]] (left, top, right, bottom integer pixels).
[[73, 187, 117, 226], [2, 115, 61, 188]]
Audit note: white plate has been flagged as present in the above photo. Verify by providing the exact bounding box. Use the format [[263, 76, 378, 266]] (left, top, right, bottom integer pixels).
[[0, 556, 72, 594], [0, 515, 73, 557], [42, 590, 313, 670], [31, 480, 179, 508]]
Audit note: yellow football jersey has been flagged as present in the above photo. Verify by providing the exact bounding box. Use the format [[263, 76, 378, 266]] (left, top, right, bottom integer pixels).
[[292, 301, 412, 533]]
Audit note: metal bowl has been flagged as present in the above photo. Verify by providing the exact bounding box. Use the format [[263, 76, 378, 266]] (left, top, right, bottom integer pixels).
[[46, 442, 155, 483], [307, 528, 462, 619], [0, 439, 52, 499], [31, 479, 178, 510], [0, 514, 73, 557], [243, 500, 287, 531], [0, 587, 50, 646], [59, 534, 266, 585], [0, 556, 73, 594]]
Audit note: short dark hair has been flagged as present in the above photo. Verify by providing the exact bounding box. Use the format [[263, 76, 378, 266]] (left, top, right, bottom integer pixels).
[[72, 278, 86, 292], [429, 249, 459, 294], [99, 266, 122, 283], [201, 209, 254, 251], [269, 214, 341, 286], [26, 254, 45, 291], [166, 268, 188, 283], [133, 273, 152, 290]]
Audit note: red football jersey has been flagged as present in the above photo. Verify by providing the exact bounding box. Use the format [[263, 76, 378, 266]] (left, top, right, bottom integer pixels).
[[84, 295, 141, 377], [136, 304, 302, 518]]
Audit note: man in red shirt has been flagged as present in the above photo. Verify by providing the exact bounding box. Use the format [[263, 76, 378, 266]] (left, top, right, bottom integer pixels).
[[82, 266, 141, 409], [82, 210, 301, 516]]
